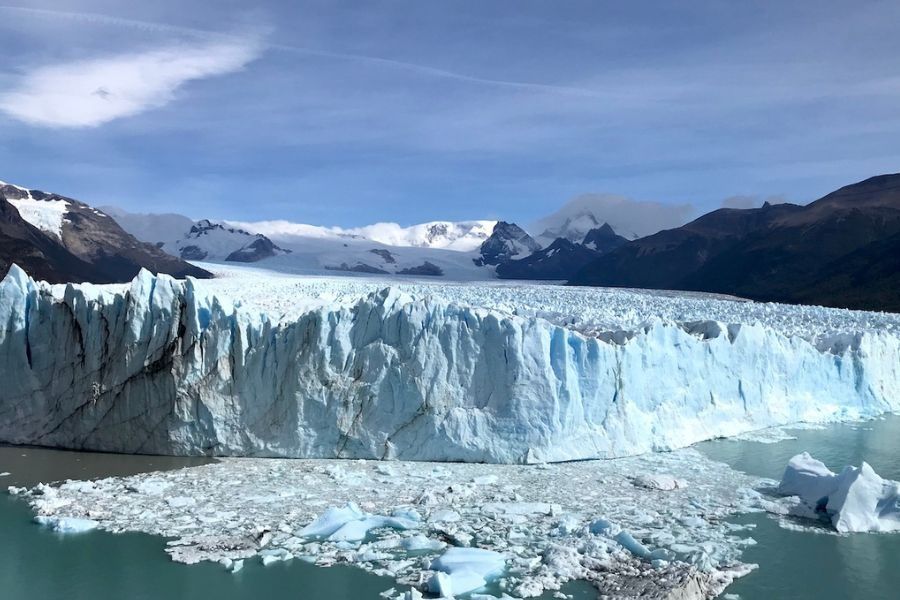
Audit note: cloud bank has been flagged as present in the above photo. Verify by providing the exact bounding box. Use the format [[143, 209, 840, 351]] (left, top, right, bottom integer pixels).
[[0, 38, 262, 128], [531, 193, 695, 240]]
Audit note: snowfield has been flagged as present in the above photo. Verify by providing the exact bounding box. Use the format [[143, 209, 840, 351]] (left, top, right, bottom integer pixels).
[[11, 449, 780, 599], [1, 262, 899, 463]]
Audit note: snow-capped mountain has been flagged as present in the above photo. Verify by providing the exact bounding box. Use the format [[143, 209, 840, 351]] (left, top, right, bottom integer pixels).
[[173, 220, 291, 262], [0, 180, 210, 283], [225, 219, 496, 252], [340, 220, 496, 251], [110, 208, 501, 280]]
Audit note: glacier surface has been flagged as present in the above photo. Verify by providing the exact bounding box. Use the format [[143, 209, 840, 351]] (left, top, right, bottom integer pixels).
[[1, 264, 899, 462]]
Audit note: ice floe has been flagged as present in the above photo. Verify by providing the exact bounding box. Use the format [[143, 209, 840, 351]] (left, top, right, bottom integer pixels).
[[777, 452, 900, 533]]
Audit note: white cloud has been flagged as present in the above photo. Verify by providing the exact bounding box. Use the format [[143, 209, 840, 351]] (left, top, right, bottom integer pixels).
[[531, 193, 695, 240], [0, 39, 262, 128]]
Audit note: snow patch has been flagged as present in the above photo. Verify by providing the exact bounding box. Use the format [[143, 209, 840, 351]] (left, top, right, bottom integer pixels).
[[8, 197, 70, 239]]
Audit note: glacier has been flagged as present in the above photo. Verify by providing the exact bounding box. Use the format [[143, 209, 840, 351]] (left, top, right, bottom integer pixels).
[[1, 264, 899, 462]]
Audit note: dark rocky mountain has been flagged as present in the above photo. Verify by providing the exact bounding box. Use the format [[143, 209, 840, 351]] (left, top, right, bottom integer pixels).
[[582, 223, 629, 253], [497, 237, 600, 280], [474, 221, 541, 266], [496, 223, 628, 281], [0, 181, 211, 284], [571, 174, 900, 312]]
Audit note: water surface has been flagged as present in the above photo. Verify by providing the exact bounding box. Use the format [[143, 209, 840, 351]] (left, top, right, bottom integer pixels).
[[0, 445, 595, 600], [699, 415, 900, 599]]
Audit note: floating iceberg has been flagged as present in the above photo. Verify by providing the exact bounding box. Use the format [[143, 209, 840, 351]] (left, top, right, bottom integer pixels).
[[778, 452, 900, 533], [2, 266, 899, 463], [428, 548, 507, 597], [34, 515, 99, 533]]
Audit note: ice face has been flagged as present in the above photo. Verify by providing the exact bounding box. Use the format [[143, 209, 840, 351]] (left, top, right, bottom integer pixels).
[[778, 453, 900, 533], [2, 267, 900, 463]]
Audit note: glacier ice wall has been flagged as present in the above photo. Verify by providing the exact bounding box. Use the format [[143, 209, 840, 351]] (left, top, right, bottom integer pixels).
[[1, 265, 899, 463]]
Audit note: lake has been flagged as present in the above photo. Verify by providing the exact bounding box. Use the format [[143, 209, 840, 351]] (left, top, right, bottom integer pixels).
[[2, 417, 898, 600]]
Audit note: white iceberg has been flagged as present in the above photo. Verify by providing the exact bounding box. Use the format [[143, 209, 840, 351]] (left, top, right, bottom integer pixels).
[[300, 503, 418, 542], [34, 515, 99, 533], [428, 548, 506, 597], [778, 452, 900, 533]]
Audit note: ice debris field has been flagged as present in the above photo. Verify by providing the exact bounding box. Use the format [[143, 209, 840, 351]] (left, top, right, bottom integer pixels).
[[12, 450, 778, 599]]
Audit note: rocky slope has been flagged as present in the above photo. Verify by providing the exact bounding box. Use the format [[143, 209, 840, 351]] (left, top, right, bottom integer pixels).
[[0, 181, 210, 283]]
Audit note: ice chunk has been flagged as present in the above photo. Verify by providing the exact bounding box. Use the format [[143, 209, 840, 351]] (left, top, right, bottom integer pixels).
[[632, 474, 686, 491], [778, 452, 900, 533], [166, 496, 196, 508], [34, 515, 99, 533], [300, 503, 365, 538], [260, 548, 293, 565], [778, 452, 837, 504], [429, 509, 461, 523], [401, 534, 446, 552], [301, 503, 418, 542], [428, 547, 506, 596], [0, 472, 10, 477], [614, 531, 652, 559], [327, 515, 417, 542]]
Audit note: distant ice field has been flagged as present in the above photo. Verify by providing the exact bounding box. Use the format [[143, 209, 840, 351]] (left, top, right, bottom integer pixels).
[[191, 262, 900, 339]]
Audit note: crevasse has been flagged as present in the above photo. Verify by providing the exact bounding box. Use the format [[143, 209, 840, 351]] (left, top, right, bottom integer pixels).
[[1, 265, 898, 463]]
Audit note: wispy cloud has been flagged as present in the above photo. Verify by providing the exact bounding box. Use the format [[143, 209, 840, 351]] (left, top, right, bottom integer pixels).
[[0, 37, 262, 128], [0, 5, 623, 102]]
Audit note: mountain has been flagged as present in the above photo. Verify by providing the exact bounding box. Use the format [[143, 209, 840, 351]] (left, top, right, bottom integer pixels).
[[0, 180, 211, 284], [1, 195, 103, 283], [581, 222, 629, 253], [171, 220, 291, 262], [497, 237, 599, 280], [227, 219, 496, 252], [571, 174, 900, 312], [474, 221, 541, 266], [496, 223, 628, 280], [109, 208, 499, 280]]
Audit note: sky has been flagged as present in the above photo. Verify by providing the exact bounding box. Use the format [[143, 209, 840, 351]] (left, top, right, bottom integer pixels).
[[2, 1, 900, 228]]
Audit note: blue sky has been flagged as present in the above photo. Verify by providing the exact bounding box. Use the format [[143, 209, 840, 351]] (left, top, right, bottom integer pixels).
[[2, 1, 900, 227]]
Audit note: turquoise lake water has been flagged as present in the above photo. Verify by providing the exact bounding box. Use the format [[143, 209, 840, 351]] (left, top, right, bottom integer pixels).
[[697, 415, 900, 599]]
